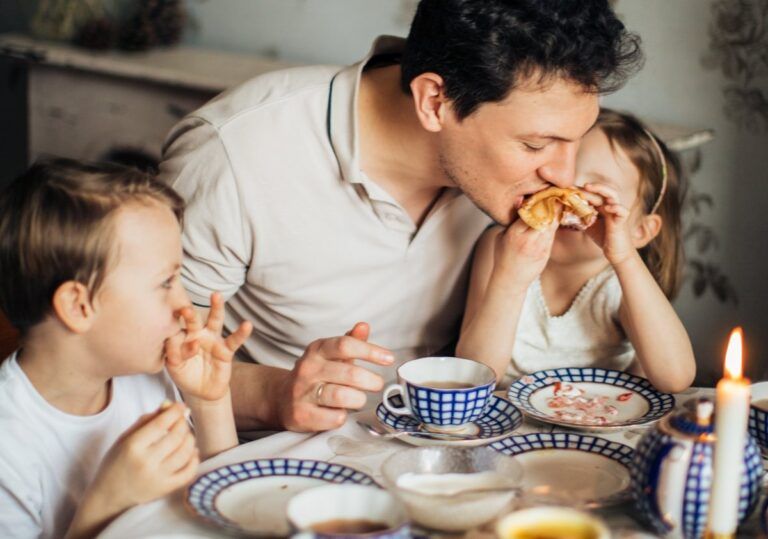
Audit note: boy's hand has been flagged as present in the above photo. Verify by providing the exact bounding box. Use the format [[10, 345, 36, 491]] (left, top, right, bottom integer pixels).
[[89, 403, 199, 512], [165, 292, 252, 403], [492, 218, 557, 293], [583, 183, 636, 265]]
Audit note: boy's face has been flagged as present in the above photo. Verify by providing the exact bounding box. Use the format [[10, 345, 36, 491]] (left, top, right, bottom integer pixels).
[[437, 75, 599, 225], [88, 202, 189, 377]]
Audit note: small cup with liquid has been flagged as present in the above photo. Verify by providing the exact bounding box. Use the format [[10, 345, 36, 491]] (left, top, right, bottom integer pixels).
[[749, 381, 768, 455], [382, 356, 496, 432], [287, 484, 410, 538], [495, 507, 609, 539]]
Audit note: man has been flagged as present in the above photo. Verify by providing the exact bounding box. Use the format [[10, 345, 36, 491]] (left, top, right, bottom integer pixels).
[[160, 0, 643, 432]]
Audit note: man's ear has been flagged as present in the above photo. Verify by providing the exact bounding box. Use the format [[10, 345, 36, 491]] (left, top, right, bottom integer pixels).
[[51, 281, 95, 333], [409, 72, 449, 133], [632, 214, 662, 249]]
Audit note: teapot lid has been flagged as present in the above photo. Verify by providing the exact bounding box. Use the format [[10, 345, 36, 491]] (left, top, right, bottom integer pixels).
[[664, 398, 716, 439]]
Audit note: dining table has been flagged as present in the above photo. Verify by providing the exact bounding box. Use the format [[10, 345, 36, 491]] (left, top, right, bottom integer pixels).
[[98, 386, 767, 538]]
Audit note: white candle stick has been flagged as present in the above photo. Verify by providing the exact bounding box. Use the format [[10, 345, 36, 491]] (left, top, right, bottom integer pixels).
[[707, 327, 750, 538]]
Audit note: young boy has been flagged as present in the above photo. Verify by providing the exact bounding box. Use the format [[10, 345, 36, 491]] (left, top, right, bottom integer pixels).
[[0, 158, 251, 538]]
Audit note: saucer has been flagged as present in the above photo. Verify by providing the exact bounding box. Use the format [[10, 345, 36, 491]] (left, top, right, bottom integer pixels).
[[507, 368, 674, 431], [491, 432, 634, 508], [376, 394, 522, 447], [186, 458, 375, 536]]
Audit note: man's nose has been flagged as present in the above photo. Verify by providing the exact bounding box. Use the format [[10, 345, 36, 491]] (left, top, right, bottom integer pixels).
[[538, 142, 578, 188]]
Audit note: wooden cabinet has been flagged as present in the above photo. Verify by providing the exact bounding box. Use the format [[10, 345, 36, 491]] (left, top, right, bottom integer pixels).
[[0, 34, 289, 165]]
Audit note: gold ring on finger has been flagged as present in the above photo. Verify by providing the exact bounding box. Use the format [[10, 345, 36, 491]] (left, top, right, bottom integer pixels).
[[315, 382, 327, 405]]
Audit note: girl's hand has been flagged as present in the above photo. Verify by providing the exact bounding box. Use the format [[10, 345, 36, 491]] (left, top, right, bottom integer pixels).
[[88, 403, 199, 511], [165, 292, 252, 403], [493, 218, 557, 293], [583, 183, 636, 265]]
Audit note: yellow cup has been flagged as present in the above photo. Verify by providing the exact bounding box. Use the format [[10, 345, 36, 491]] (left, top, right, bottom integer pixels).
[[495, 507, 609, 539]]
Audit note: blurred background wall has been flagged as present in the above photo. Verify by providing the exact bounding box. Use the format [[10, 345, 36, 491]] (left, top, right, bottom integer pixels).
[[0, 0, 765, 385]]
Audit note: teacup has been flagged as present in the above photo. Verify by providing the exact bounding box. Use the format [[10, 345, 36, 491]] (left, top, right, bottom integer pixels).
[[749, 381, 768, 455], [287, 484, 410, 538], [383, 356, 496, 432], [495, 507, 610, 539]]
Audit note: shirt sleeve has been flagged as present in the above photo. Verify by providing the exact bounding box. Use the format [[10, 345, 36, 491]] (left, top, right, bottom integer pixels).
[[0, 456, 43, 538], [159, 117, 252, 306]]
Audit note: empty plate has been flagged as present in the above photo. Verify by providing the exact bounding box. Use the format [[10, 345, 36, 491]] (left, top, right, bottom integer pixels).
[[491, 432, 634, 508], [186, 458, 375, 536]]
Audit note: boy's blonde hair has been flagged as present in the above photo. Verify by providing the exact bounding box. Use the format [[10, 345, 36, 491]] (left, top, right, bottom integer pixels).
[[595, 109, 687, 299], [0, 157, 184, 335]]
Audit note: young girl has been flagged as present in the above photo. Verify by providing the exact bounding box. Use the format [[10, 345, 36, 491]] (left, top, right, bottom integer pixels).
[[456, 109, 696, 393]]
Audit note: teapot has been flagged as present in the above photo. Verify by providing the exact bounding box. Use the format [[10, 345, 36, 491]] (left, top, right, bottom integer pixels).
[[629, 399, 764, 539]]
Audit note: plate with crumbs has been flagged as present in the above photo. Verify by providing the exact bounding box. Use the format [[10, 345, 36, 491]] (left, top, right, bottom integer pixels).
[[507, 368, 674, 431]]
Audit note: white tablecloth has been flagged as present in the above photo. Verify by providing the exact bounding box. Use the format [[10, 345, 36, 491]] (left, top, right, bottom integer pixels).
[[98, 388, 765, 538]]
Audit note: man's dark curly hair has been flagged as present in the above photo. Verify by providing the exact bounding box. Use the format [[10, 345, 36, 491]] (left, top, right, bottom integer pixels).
[[401, 0, 643, 120]]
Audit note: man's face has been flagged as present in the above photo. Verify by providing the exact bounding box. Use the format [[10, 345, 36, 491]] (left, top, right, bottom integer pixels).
[[436, 76, 600, 225]]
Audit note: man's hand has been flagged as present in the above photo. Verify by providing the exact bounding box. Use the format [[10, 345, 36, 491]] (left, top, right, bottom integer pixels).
[[276, 322, 395, 432]]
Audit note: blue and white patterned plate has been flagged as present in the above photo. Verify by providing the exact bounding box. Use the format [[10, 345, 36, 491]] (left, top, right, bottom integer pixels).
[[376, 394, 522, 447], [507, 368, 674, 431], [491, 432, 635, 508], [186, 458, 375, 536]]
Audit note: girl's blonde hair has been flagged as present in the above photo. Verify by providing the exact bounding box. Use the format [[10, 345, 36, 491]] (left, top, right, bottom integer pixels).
[[595, 108, 687, 299]]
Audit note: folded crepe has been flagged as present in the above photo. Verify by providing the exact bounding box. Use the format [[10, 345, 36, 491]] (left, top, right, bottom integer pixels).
[[518, 187, 597, 231]]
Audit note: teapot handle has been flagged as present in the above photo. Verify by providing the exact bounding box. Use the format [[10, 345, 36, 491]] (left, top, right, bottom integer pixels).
[[647, 440, 689, 532]]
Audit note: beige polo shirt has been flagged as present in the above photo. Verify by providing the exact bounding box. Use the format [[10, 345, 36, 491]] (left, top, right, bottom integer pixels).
[[160, 36, 492, 373]]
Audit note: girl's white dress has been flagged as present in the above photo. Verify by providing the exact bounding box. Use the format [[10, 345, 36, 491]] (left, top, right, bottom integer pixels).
[[509, 267, 636, 377]]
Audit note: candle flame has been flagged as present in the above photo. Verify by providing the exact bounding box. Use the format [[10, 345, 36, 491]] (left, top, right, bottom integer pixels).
[[724, 327, 743, 379]]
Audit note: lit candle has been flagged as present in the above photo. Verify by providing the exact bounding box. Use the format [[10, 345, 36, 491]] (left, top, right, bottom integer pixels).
[[707, 327, 751, 538]]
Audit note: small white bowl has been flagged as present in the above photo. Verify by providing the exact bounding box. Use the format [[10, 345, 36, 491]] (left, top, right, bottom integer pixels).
[[286, 484, 410, 538], [381, 446, 523, 532], [496, 506, 610, 539]]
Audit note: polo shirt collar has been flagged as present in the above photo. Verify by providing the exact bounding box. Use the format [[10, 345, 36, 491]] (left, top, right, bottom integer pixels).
[[327, 35, 406, 186]]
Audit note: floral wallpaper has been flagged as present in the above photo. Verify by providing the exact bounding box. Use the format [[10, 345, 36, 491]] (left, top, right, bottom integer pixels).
[[702, 0, 768, 132]]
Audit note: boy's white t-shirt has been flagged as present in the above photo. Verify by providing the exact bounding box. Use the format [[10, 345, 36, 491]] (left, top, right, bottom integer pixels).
[[0, 352, 179, 539]]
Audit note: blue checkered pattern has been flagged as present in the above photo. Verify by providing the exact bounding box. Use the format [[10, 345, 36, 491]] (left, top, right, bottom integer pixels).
[[762, 496, 768, 535], [507, 367, 674, 427], [748, 404, 768, 455], [490, 432, 634, 506], [630, 426, 764, 539], [404, 380, 494, 426], [187, 459, 376, 534], [377, 394, 522, 440]]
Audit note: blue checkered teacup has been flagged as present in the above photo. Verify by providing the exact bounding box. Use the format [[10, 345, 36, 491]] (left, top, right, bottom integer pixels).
[[749, 381, 768, 455], [383, 357, 496, 432]]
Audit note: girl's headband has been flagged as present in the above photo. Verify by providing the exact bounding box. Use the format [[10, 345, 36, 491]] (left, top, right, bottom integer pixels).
[[643, 128, 668, 215]]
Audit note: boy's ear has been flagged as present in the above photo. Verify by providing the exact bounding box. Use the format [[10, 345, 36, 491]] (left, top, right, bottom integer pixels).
[[410, 72, 449, 133], [51, 281, 95, 333], [632, 214, 662, 249]]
